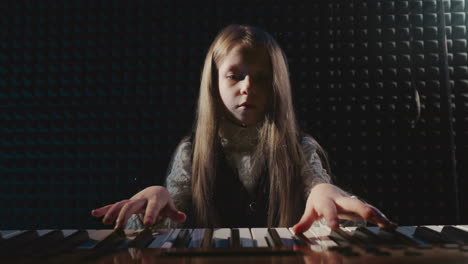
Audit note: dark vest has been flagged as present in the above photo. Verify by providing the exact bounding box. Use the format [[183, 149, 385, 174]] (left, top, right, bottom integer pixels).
[[212, 139, 270, 227], [187, 136, 271, 227]]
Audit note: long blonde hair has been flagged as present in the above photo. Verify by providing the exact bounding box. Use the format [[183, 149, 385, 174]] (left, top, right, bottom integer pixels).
[[192, 25, 325, 227]]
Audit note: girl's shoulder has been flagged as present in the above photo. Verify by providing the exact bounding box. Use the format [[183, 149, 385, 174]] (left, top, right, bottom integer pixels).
[[170, 136, 193, 162], [176, 136, 193, 152], [299, 132, 331, 174], [299, 133, 320, 152], [165, 136, 194, 178]]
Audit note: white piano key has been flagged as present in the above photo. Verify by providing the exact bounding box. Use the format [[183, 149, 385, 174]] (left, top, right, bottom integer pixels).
[[309, 225, 331, 237], [288, 227, 318, 245], [238, 228, 255, 248], [161, 229, 181, 248], [423, 225, 444, 232], [456, 225, 468, 232], [251, 228, 269, 247], [188, 228, 206, 248], [343, 226, 358, 232], [0, 230, 25, 240], [147, 229, 173, 248], [308, 226, 338, 249], [61, 229, 80, 237], [212, 228, 230, 248], [37, 229, 55, 236], [299, 230, 324, 252], [274, 228, 295, 247]]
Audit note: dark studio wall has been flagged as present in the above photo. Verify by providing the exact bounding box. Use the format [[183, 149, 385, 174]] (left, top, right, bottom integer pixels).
[[0, 0, 466, 229]]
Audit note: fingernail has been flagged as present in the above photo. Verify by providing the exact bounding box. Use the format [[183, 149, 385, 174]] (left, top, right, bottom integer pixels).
[[328, 220, 338, 229], [144, 216, 153, 226]]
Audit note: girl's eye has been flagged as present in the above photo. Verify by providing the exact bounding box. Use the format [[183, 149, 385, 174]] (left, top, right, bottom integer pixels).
[[227, 74, 245, 81]]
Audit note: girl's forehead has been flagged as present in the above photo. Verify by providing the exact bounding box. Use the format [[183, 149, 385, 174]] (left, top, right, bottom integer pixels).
[[218, 45, 271, 72]]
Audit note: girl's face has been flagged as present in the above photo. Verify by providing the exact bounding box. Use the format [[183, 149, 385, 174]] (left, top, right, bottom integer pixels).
[[217, 45, 272, 126]]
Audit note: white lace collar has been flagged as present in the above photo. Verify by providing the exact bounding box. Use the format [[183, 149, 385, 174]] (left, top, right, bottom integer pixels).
[[218, 119, 259, 153]]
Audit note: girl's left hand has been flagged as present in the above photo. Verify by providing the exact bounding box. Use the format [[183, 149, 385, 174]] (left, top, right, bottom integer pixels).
[[292, 183, 397, 233]]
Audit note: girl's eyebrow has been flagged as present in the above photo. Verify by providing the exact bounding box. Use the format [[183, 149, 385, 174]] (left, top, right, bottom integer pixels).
[[225, 65, 270, 75], [225, 65, 243, 72]]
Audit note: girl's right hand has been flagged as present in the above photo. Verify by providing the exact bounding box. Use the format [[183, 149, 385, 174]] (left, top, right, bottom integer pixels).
[[91, 186, 187, 229]]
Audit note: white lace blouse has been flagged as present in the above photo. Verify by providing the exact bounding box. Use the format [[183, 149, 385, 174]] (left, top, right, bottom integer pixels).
[[126, 121, 331, 229]]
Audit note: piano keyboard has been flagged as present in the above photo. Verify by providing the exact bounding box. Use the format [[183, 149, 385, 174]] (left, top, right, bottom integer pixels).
[[1, 225, 468, 263]]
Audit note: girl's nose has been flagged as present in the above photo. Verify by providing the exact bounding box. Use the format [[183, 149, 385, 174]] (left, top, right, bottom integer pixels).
[[240, 75, 253, 95]]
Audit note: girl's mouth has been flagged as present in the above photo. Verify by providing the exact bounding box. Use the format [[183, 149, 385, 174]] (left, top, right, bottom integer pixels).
[[238, 102, 255, 108]]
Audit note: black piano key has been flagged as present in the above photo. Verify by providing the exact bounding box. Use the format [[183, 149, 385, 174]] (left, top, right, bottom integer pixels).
[[19, 230, 65, 255], [56, 230, 89, 249], [329, 229, 353, 246], [0, 230, 38, 252], [335, 228, 391, 256], [230, 228, 241, 248], [173, 229, 192, 248], [414, 226, 450, 244], [441, 226, 468, 244], [267, 228, 283, 247], [378, 228, 420, 246], [353, 227, 382, 244], [93, 229, 126, 250], [201, 228, 213, 248], [35, 230, 90, 256], [127, 229, 154, 248], [292, 234, 308, 247]]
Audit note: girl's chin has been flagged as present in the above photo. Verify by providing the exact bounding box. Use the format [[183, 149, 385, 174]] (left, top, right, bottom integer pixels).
[[234, 117, 262, 127], [223, 110, 263, 127]]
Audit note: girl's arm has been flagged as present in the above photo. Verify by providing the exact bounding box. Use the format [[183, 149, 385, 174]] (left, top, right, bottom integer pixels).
[[301, 136, 332, 197]]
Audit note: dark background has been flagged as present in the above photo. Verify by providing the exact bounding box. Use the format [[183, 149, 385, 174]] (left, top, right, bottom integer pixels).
[[0, 0, 466, 229]]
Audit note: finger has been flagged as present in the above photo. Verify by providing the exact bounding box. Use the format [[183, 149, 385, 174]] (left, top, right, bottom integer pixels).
[[334, 197, 374, 219], [162, 209, 187, 223], [292, 201, 320, 234], [335, 198, 397, 229], [91, 204, 113, 217], [368, 207, 398, 229], [317, 199, 339, 229], [337, 212, 365, 222], [292, 210, 318, 234], [115, 199, 147, 229], [163, 199, 187, 223], [102, 200, 129, 225], [143, 199, 163, 226]]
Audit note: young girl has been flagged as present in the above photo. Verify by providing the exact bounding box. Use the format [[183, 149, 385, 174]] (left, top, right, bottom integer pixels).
[[92, 25, 396, 232]]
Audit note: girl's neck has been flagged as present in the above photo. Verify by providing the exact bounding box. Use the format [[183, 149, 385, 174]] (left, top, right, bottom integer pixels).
[[218, 117, 260, 153]]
